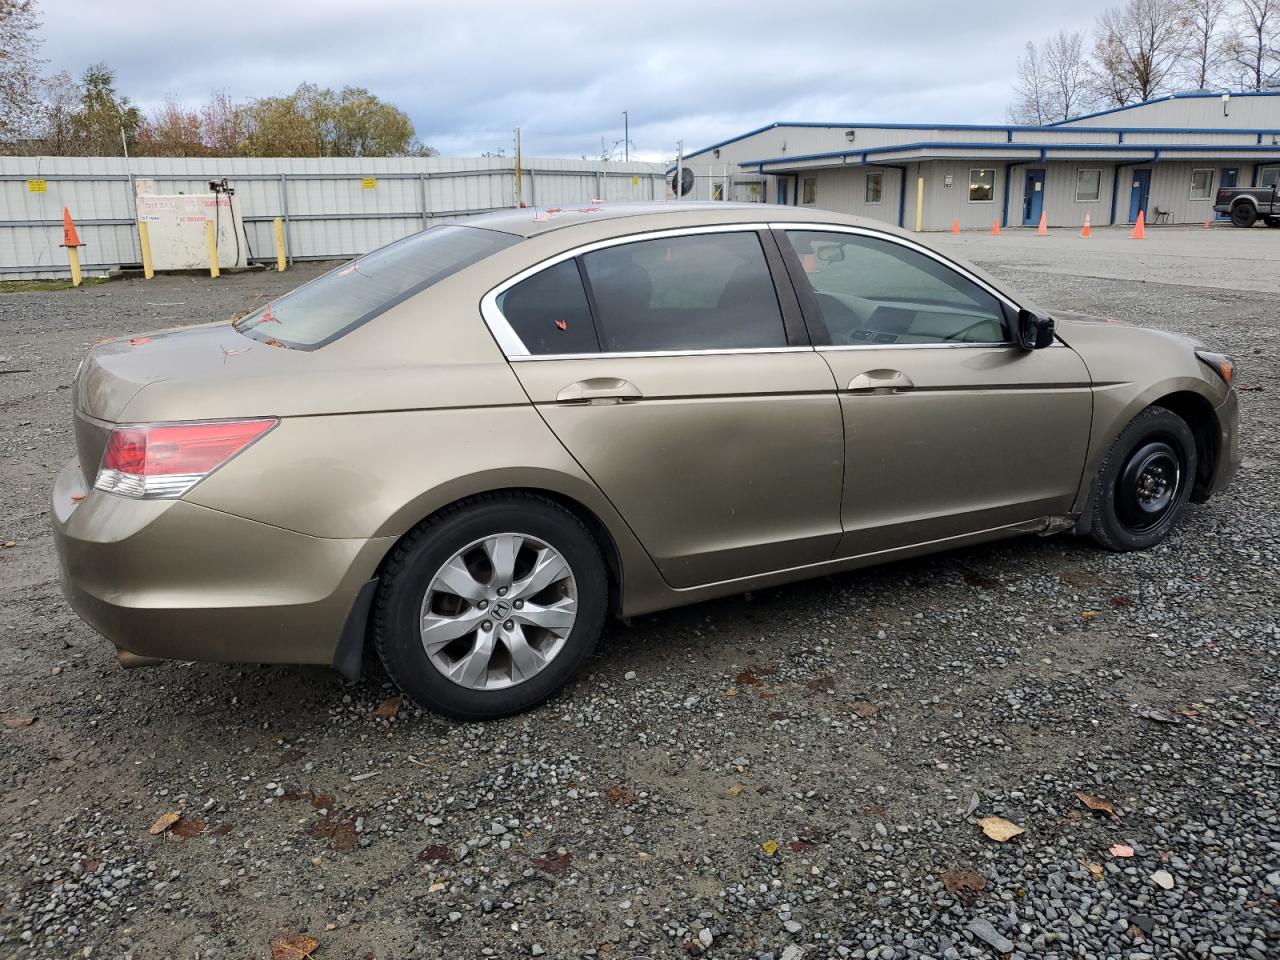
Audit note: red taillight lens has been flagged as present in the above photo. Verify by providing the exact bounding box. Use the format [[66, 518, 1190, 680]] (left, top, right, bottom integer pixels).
[[96, 418, 277, 498]]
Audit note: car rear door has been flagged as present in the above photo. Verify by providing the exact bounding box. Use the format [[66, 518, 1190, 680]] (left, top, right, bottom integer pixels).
[[483, 225, 844, 589], [775, 224, 1092, 558]]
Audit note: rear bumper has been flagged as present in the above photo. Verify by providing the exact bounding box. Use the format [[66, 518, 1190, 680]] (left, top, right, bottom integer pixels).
[[51, 457, 393, 668]]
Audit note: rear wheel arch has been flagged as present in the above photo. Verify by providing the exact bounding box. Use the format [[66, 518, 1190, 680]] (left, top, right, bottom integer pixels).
[[374, 485, 625, 616]]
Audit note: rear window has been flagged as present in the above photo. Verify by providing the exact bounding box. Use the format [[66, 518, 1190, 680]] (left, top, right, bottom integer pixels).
[[236, 224, 519, 348]]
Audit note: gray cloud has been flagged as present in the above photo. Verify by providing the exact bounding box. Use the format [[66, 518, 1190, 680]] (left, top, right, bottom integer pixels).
[[39, 0, 1114, 160]]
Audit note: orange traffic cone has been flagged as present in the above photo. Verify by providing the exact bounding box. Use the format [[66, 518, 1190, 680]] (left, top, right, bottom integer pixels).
[[992, 219, 1000, 236], [1203, 219, 1211, 229], [952, 219, 960, 234], [1036, 211, 1048, 236], [1130, 210, 1146, 240], [62, 207, 81, 248], [1081, 213, 1092, 238]]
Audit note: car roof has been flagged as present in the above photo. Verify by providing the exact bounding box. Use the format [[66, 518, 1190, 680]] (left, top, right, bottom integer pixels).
[[460, 201, 890, 239]]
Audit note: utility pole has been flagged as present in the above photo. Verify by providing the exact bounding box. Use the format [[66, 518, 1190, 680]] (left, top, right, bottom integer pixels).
[[623, 111, 629, 162], [513, 127, 522, 207], [675, 140, 683, 201]]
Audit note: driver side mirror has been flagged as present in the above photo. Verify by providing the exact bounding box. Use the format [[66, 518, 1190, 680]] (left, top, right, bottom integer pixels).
[[1016, 309, 1055, 350]]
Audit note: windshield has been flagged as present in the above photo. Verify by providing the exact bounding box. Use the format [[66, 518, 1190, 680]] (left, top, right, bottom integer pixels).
[[236, 224, 520, 348]]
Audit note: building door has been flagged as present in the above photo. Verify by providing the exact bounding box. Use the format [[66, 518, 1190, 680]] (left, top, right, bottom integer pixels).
[[1128, 169, 1152, 223], [777, 178, 788, 206], [1022, 170, 1046, 225], [1217, 168, 1238, 220]]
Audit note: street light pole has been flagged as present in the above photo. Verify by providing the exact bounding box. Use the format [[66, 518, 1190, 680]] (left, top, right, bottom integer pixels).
[[623, 111, 629, 162]]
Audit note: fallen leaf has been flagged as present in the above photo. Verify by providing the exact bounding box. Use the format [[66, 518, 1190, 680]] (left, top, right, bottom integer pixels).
[[1080, 610, 1097, 621], [79, 858, 98, 875], [1108, 595, 1133, 607], [1137, 708, 1179, 724], [606, 785, 637, 806], [417, 844, 451, 863], [270, 934, 319, 960], [760, 839, 779, 856], [978, 816, 1025, 843], [848, 701, 879, 719], [963, 570, 1001, 589], [1109, 843, 1135, 858], [1086, 862, 1103, 880], [1236, 383, 1262, 392], [2, 716, 35, 728], [735, 665, 776, 687], [170, 817, 205, 839], [148, 812, 180, 835], [428, 880, 446, 892], [941, 867, 987, 906], [723, 687, 737, 697], [788, 837, 819, 852], [373, 697, 402, 720], [721, 783, 745, 799], [128, 336, 151, 346], [1076, 792, 1118, 817], [530, 850, 572, 876], [806, 674, 835, 691]]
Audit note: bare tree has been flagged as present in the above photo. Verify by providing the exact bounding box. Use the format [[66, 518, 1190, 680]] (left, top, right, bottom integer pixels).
[[28, 69, 76, 155], [1043, 30, 1096, 119], [1010, 30, 1097, 123], [1009, 41, 1053, 124], [1091, 0, 1190, 105], [0, 0, 43, 146], [1180, 0, 1230, 88], [1222, 0, 1280, 90]]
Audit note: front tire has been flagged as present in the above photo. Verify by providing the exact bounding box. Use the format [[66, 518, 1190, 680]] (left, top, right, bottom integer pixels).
[[1230, 203, 1257, 228], [373, 493, 608, 719], [1089, 407, 1197, 552]]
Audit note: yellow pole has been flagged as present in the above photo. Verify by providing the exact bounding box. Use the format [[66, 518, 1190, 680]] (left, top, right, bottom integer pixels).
[[273, 217, 286, 272], [914, 176, 925, 233], [138, 221, 154, 280], [205, 219, 220, 278], [67, 246, 82, 287]]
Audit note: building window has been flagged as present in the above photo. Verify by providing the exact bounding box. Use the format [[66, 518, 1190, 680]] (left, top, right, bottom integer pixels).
[[969, 169, 995, 203], [865, 172, 883, 204], [1075, 169, 1102, 202], [802, 177, 817, 205], [1190, 168, 1214, 200]]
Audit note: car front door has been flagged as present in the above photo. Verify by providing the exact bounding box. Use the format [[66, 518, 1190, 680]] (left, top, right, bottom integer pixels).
[[485, 225, 845, 589], [776, 225, 1092, 559]]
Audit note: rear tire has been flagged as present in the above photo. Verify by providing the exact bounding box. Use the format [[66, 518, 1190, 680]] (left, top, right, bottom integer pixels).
[[373, 492, 608, 719], [1230, 203, 1257, 228], [1089, 407, 1197, 552]]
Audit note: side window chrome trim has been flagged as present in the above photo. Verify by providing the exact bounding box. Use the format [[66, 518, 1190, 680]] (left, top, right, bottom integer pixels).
[[766, 221, 1024, 315], [481, 223, 775, 359], [815, 341, 1065, 352], [509, 346, 815, 362]]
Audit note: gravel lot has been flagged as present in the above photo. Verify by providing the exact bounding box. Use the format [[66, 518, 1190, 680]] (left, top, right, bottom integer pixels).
[[1, 228, 1277, 960]]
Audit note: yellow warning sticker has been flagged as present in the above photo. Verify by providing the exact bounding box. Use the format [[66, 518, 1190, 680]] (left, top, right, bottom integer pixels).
[[27, 179, 46, 193], [632, 175, 639, 186], [361, 177, 377, 190]]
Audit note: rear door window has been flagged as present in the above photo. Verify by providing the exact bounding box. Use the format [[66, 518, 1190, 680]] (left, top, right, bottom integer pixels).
[[581, 232, 787, 352], [236, 224, 519, 348], [496, 259, 599, 355]]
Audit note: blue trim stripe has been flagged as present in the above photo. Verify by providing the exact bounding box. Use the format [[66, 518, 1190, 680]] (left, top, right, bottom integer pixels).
[[741, 140, 1280, 169], [1047, 90, 1280, 126]]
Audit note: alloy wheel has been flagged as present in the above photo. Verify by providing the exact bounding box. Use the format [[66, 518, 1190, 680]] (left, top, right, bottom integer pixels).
[[419, 533, 577, 690]]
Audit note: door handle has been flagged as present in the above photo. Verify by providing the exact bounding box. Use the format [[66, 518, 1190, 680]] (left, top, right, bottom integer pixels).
[[847, 369, 914, 393], [556, 377, 644, 403]]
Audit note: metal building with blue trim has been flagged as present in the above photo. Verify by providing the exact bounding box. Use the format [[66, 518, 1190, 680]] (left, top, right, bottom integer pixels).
[[671, 91, 1280, 231]]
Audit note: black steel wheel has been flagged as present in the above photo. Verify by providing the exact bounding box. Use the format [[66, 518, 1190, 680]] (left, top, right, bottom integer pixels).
[[1230, 203, 1257, 228], [1089, 406, 1197, 551]]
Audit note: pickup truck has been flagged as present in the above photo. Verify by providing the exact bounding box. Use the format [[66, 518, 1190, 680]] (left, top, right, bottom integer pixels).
[[1214, 184, 1280, 227]]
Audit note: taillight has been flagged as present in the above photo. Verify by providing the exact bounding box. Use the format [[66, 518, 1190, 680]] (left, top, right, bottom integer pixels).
[[94, 418, 277, 499]]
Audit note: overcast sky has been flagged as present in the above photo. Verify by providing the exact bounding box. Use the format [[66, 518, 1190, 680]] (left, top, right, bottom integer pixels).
[[40, 0, 1116, 162]]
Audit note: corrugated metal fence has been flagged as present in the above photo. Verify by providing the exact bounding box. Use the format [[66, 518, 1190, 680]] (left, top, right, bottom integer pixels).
[[0, 156, 669, 279]]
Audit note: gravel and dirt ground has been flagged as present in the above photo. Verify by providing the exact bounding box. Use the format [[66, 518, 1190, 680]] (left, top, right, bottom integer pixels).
[[1, 227, 1277, 960]]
